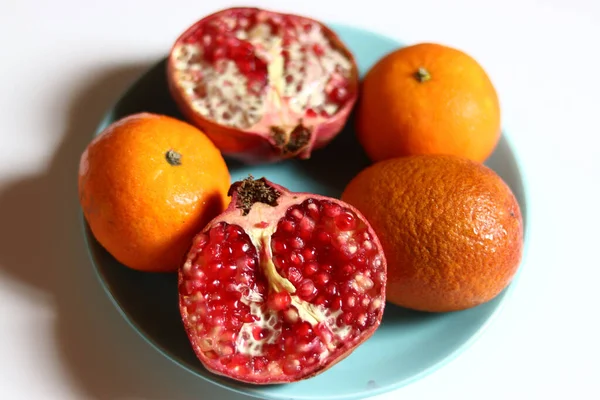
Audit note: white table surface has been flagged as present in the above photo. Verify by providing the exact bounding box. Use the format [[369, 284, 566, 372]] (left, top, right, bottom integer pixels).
[[1, 0, 599, 399]]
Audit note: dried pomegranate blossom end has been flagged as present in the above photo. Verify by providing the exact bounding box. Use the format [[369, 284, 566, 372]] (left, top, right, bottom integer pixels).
[[170, 8, 355, 152], [179, 177, 386, 383]]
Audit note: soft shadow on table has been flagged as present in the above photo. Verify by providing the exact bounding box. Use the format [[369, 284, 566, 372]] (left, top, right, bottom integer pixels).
[[0, 63, 249, 400]]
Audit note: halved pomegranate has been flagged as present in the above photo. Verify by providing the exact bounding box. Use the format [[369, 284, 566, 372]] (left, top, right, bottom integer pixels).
[[167, 7, 359, 164], [178, 177, 387, 383]]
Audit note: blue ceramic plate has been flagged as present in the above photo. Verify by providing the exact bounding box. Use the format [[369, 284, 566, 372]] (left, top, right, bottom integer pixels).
[[84, 24, 529, 400]]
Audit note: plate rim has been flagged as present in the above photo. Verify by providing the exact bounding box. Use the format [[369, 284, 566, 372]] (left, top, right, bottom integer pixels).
[[81, 22, 532, 400]]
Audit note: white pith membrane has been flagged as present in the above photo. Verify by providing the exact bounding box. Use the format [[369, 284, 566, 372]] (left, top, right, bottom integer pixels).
[[171, 9, 354, 148], [179, 185, 385, 381]]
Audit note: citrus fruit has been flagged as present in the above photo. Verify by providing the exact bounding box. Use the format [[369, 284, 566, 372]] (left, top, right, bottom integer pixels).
[[78, 112, 231, 273], [341, 155, 523, 312], [356, 43, 501, 163]]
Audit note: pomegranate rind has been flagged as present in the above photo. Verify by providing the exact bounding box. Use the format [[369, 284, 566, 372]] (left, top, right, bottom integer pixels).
[[167, 7, 359, 164], [178, 178, 387, 384]]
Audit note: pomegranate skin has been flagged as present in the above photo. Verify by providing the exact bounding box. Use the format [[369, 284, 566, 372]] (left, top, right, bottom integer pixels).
[[166, 7, 359, 165], [178, 177, 387, 384]]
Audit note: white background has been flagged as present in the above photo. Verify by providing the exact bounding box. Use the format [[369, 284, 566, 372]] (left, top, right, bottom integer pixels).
[[1, 0, 599, 399]]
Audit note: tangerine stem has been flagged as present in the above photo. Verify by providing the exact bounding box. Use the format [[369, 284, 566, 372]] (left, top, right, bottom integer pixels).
[[415, 67, 431, 83], [166, 149, 182, 166]]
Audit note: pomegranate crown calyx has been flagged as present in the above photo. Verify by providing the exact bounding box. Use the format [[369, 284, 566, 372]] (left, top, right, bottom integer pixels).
[[228, 175, 281, 216]]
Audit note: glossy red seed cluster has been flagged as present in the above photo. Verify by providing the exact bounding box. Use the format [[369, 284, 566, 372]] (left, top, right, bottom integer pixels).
[[180, 8, 350, 106], [180, 223, 261, 330], [271, 199, 384, 327], [179, 198, 384, 378]]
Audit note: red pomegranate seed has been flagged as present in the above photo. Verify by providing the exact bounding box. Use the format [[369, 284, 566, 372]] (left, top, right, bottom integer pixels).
[[230, 353, 249, 367], [335, 210, 357, 231], [332, 235, 348, 250], [286, 266, 302, 284], [322, 202, 341, 218], [284, 335, 295, 352], [289, 251, 303, 266], [236, 255, 257, 271], [226, 224, 243, 239], [342, 294, 356, 310], [372, 255, 383, 269], [305, 108, 318, 118], [341, 263, 355, 277], [315, 230, 331, 245], [304, 200, 321, 221], [354, 255, 367, 267], [331, 296, 342, 310], [356, 313, 367, 328], [314, 295, 329, 306], [321, 263, 333, 273], [208, 292, 222, 303], [283, 357, 302, 376], [252, 356, 268, 371], [314, 271, 330, 286], [302, 247, 316, 261], [208, 262, 223, 275], [191, 268, 206, 280], [303, 262, 318, 276], [267, 291, 292, 311], [290, 237, 304, 249], [325, 283, 337, 296], [312, 43, 325, 56], [220, 355, 233, 365], [369, 298, 383, 313], [328, 85, 349, 104], [225, 298, 240, 310], [272, 238, 287, 253], [231, 240, 251, 258], [289, 206, 304, 221], [273, 255, 288, 269], [314, 323, 333, 343], [280, 219, 295, 233], [355, 274, 374, 291], [219, 264, 237, 280], [296, 322, 313, 337], [252, 326, 266, 340], [339, 312, 352, 325], [298, 279, 316, 300], [298, 217, 315, 238], [243, 313, 259, 323]]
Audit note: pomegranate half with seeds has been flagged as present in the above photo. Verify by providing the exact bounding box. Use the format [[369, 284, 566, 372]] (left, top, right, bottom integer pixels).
[[178, 177, 387, 383], [167, 7, 359, 164]]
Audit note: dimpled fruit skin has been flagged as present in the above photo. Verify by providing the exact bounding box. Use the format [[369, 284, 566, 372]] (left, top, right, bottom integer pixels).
[[78, 113, 231, 273], [341, 155, 523, 312], [356, 43, 501, 163]]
